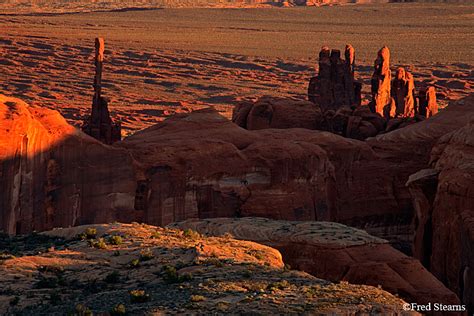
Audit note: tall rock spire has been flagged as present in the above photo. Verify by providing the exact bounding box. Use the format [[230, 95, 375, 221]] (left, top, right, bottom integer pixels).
[[82, 38, 121, 145]]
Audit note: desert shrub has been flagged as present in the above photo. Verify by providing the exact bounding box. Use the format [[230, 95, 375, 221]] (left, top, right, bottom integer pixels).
[[88, 238, 107, 249], [49, 292, 61, 305], [139, 249, 154, 261], [129, 290, 150, 304], [150, 231, 161, 239], [183, 229, 200, 240], [77, 228, 97, 240], [241, 270, 252, 278], [246, 249, 265, 260], [242, 281, 268, 292], [10, 296, 20, 306], [71, 304, 93, 316], [108, 235, 123, 246], [180, 272, 193, 282], [190, 295, 206, 302], [161, 265, 193, 284], [82, 279, 102, 294], [128, 259, 140, 269], [202, 257, 224, 267], [0, 253, 15, 261], [267, 280, 290, 291], [38, 265, 64, 275], [35, 276, 58, 289], [104, 271, 121, 284], [110, 303, 126, 315]]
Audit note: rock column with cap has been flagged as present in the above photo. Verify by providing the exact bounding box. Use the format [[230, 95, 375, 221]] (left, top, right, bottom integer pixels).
[[370, 46, 393, 117], [82, 38, 121, 145]]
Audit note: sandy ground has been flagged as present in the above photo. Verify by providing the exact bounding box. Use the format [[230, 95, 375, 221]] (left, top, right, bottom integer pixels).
[[1, 4, 472, 134], [0, 0, 281, 14]]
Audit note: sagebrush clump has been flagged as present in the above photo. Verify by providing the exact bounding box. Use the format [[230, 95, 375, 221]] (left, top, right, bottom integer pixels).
[[129, 290, 150, 303]]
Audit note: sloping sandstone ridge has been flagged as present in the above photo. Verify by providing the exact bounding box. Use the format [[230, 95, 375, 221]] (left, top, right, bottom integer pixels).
[[1, 93, 473, 311], [170, 217, 459, 307], [0, 223, 416, 315]]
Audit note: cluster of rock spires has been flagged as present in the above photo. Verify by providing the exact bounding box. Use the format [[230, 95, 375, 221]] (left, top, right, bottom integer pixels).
[[0, 40, 472, 313], [294, 45, 439, 140], [370, 46, 438, 119], [308, 45, 360, 110]]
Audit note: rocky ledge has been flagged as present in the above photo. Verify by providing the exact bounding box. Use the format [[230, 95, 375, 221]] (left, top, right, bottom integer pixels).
[[0, 223, 415, 315]]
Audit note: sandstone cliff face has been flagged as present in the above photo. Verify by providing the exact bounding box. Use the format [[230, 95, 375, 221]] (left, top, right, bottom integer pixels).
[[170, 217, 460, 307], [423, 111, 474, 313], [3, 93, 473, 256], [118, 108, 342, 225], [0, 95, 137, 234]]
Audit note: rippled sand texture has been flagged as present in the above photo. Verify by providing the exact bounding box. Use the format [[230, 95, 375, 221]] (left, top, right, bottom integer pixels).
[[1, 4, 472, 134]]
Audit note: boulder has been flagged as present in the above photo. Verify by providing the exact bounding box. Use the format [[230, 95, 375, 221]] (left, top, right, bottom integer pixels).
[[170, 217, 460, 307]]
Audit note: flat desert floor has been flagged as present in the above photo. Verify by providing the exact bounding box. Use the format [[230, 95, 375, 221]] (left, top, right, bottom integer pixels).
[[1, 3, 473, 134]]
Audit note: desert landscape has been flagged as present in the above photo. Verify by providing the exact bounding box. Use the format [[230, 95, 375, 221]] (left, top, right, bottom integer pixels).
[[1, 1, 473, 315]]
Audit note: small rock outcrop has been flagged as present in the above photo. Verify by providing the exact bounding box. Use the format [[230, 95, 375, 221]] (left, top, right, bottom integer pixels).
[[81, 38, 121, 145], [308, 45, 361, 110], [370, 46, 393, 117], [233, 97, 386, 140], [171, 217, 461, 307], [232, 96, 324, 130]]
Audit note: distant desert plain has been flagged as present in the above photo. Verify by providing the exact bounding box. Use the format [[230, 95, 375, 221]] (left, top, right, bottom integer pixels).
[[1, 2, 473, 134]]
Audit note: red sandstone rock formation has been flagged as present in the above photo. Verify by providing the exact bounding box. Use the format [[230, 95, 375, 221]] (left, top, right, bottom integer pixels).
[[2, 93, 473, 261], [233, 97, 385, 140], [391, 67, 416, 118], [0, 95, 136, 234], [308, 45, 361, 110], [418, 86, 438, 118], [370, 46, 393, 117], [81, 38, 121, 145], [232, 96, 324, 130], [170, 217, 461, 307], [408, 102, 474, 313]]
